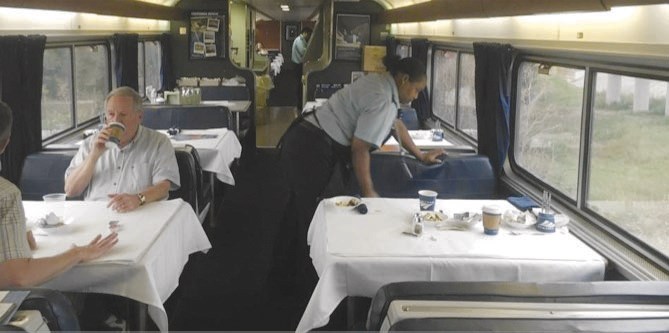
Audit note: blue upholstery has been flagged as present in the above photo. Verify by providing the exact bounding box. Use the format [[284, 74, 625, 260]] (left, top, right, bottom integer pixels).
[[143, 105, 230, 130], [14, 288, 80, 331], [346, 153, 497, 199], [399, 107, 419, 130], [200, 86, 250, 101], [368, 281, 669, 332], [19, 151, 76, 201], [170, 145, 199, 213]]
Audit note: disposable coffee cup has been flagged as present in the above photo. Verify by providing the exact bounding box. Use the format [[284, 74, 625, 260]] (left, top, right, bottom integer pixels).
[[482, 205, 502, 235], [43, 193, 66, 222], [418, 190, 438, 211], [106, 122, 125, 148], [535, 212, 556, 233], [432, 129, 444, 141]]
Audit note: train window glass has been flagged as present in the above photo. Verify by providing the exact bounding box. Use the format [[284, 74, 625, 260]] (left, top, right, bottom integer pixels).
[[138, 40, 162, 96], [42, 47, 74, 139], [145, 41, 161, 91], [432, 49, 457, 126], [74, 45, 109, 124], [396, 44, 411, 59], [515, 62, 584, 199], [589, 73, 669, 253], [457, 53, 476, 138]]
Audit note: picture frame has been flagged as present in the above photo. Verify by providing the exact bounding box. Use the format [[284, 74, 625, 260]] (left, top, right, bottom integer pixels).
[[335, 14, 370, 61], [285, 24, 298, 41], [189, 11, 226, 59]]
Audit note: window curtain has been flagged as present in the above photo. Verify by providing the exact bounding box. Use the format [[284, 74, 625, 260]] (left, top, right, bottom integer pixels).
[[113, 33, 139, 91], [410, 38, 431, 126], [0, 35, 46, 185], [385, 36, 397, 58], [159, 33, 175, 92], [473, 42, 515, 177]]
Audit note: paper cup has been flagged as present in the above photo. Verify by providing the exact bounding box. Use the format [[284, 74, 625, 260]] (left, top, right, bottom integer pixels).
[[482, 205, 502, 235], [418, 190, 438, 211], [107, 122, 126, 147]]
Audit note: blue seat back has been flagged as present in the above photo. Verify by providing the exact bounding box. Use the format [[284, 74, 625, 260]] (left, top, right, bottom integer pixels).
[[143, 105, 230, 130], [19, 151, 76, 201], [399, 108, 419, 130], [368, 281, 669, 332], [169, 145, 199, 213], [346, 153, 497, 199], [200, 86, 250, 101]]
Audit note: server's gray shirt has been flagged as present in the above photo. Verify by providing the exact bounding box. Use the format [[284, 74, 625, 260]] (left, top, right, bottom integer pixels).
[[314, 72, 399, 148]]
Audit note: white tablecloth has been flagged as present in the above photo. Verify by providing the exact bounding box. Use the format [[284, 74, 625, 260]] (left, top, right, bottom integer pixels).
[[384, 130, 454, 150], [24, 200, 211, 332], [297, 198, 607, 332], [161, 128, 242, 185]]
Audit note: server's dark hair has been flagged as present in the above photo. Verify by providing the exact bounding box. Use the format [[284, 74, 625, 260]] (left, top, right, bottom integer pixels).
[[0, 101, 12, 141], [301, 27, 313, 34], [382, 55, 426, 82]]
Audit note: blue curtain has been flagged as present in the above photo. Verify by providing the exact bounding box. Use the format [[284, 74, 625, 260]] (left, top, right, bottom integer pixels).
[[385, 36, 397, 58], [473, 42, 515, 176], [159, 33, 175, 92], [113, 33, 139, 90], [0, 35, 46, 185], [410, 38, 430, 126]]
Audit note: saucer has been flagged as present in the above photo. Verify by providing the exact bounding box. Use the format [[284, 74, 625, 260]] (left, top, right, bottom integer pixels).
[[331, 196, 361, 208]]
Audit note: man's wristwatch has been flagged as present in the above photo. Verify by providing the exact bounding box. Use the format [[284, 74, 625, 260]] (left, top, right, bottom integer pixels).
[[137, 193, 146, 206]]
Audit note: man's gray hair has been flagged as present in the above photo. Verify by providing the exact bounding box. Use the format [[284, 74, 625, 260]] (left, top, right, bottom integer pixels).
[[105, 86, 143, 113], [0, 101, 13, 141]]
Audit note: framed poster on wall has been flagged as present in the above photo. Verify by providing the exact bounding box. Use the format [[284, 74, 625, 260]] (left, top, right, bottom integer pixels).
[[285, 24, 298, 41], [190, 11, 225, 59], [335, 14, 370, 61]]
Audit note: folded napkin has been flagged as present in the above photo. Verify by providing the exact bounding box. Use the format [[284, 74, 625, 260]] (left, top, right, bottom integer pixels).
[[507, 196, 540, 211]]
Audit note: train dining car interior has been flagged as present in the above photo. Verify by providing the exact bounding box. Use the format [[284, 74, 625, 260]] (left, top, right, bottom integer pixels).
[[2, 0, 669, 331]]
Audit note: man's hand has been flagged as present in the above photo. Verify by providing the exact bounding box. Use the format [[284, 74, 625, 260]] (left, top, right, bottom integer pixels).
[[91, 126, 113, 157], [420, 149, 446, 164], [107, 193, 142, 213], [77, 233, 119, 263]]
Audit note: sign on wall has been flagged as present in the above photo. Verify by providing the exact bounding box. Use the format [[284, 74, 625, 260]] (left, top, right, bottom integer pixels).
[[190, 11, 226, 59]]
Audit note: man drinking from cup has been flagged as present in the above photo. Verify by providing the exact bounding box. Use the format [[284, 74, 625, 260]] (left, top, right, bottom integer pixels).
[[65, 87, 180, 213]]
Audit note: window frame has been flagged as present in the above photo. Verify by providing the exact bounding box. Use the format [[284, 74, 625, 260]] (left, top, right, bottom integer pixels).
[[137, 37, 163, 96], [507, 50, 669, 275], [42, 39, 112, 145], [430, 44, 477, 145]]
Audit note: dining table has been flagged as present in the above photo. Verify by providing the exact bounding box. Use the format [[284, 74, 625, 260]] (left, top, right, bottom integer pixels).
[[296, 198, 607, 333], [24, 199, 211, 332], [159, 127, 241, 186], [200, 100, 251, 136]]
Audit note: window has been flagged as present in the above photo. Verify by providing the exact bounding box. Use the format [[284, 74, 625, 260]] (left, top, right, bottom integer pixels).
[[75, 45, 109, 124], [396, 44, 411, 59], [431, 49, 457, 126], [432, 49, 477, 139], [514, 62, 584, 199], [42, 48, 74, 138], [457, 53, 477, 138], [42, 43, 109, 140], [589, 72, 669, 254], [138, 40, 162, 96]]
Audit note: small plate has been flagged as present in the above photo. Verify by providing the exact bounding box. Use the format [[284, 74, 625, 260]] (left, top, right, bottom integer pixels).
[[417, 211, 448, 224], [554, 214, 570, 228], [331, 196, 361, 208], [439, 211, 481, 229], [502, 210, 536, 229]]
